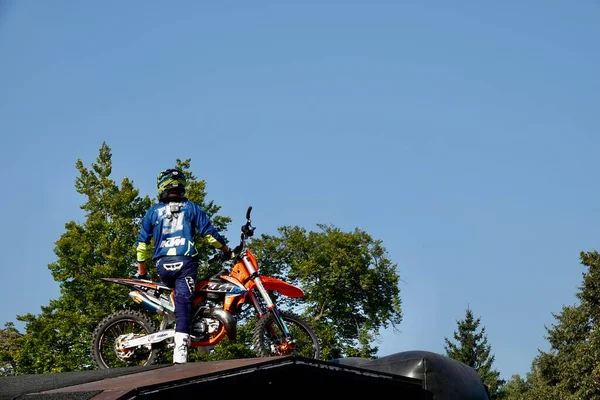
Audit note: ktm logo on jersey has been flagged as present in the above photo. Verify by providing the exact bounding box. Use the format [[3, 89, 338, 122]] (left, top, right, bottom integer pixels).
[[160, 236, 186, 248]]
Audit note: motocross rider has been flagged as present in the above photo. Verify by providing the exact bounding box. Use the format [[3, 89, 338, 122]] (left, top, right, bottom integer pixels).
[[135, 168, 232, 364]]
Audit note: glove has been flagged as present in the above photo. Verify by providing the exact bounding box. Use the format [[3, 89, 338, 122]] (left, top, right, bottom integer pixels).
[[134, 271, 150, 280], [224, 245, 243, 260], [222, 248, 234, 260]]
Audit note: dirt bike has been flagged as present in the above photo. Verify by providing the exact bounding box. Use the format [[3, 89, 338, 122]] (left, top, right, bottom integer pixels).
[[91, 206, 321, 369]]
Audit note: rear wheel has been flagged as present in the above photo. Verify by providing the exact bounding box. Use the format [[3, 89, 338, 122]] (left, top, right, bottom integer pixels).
[[252, 311, 321, 359], [91, 308, 160, 369]]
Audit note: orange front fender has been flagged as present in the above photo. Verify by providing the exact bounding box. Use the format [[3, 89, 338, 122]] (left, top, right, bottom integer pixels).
[[257, 276, 305, 298]]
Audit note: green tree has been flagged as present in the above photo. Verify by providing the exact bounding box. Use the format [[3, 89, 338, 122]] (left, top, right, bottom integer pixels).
[[14, 143, 150, 373], [0, 322, 22, 376], [500, 374, 532, 400], [520, 251, 600, 399], [444, 307, 505, 399], [248, 224, 403, 360]]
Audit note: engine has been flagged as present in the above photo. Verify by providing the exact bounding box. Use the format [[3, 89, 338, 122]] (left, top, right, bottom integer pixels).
[[190, 316, 221, 340]]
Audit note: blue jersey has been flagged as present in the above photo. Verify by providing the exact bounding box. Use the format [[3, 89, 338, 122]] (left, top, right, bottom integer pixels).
[[136, 200, 226, 262]]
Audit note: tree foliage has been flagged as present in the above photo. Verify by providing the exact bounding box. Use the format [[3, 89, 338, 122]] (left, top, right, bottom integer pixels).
[[0, 322, 22, 376], [444, 307, 504, 399], [515, 251, 600, 399], [500, 374, 532, 400], [248, 224, 403, 359], [14, 143, 151, 373]]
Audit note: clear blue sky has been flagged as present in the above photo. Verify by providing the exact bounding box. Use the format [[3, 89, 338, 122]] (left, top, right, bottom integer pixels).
[[1, 1, 598, 380]]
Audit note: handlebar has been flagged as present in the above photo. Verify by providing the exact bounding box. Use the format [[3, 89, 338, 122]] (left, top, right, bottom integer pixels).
[[240, 205, 255, 241], [208, 252, 226, 264], [208, 205, 255, 265]]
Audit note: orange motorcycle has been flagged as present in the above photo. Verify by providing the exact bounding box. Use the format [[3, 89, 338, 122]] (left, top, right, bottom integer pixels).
[[91, 206, 321, 369]]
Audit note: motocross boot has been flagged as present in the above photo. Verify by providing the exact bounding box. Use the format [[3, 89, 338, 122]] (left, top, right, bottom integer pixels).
[[173, 332, 190, 364]]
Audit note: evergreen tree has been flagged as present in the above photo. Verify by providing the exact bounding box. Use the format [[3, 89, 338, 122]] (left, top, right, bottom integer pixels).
[[520, 251, 600, 399], [500, 374, 532, 400], [444, 307, 505, 398]]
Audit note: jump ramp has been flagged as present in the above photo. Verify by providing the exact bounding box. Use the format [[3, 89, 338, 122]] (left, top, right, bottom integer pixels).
[[1, 351, 490, 399]]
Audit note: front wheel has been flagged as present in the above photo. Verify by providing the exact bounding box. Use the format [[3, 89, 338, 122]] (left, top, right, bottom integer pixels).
[[252, 310, 321, 360], [91, 308, 160, 369]]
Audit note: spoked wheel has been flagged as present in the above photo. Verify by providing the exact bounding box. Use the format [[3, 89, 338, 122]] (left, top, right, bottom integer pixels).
[[252, 310, 321, 360], [91, 308, 160, 369]]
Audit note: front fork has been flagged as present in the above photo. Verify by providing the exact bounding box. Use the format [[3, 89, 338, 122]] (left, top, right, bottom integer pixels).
[[243, 256, 294, 344]]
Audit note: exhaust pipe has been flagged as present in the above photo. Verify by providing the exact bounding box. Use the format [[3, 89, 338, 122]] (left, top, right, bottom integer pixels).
[[129, 291, 165, 314], [197, 307, 237, 341]]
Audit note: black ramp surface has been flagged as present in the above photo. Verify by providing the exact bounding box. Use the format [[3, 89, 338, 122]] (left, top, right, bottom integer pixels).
[[1, 352, 489, 400], [333, 350, 490, 400], [0, 364, 168, 400]]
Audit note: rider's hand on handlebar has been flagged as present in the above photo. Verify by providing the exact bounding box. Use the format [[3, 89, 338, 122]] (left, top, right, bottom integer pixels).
[[222, 246, 235, 261], [208, 250, 231, 264], [208, 245, 241, 264]]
